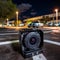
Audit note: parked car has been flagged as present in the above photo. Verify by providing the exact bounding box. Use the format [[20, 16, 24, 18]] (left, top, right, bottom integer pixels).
[[54, 22, 60, 26], [19, 23, 24, 27], [48, 22, 54, 26], [47, 22, 60, 26], [28, 22, 44, 28]]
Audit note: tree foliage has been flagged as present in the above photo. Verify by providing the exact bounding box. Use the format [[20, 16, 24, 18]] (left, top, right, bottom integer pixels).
[[0, 0, 17, 21]]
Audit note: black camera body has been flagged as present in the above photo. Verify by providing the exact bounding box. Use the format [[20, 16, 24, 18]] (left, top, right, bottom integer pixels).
[[19, 28, 43, 58]]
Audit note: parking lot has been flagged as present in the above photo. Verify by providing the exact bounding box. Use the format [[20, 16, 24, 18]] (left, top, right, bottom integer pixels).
[[0, 28, 59, 60]]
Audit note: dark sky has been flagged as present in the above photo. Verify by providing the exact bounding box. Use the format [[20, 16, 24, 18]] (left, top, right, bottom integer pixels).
[[12, 0, 60, 19]]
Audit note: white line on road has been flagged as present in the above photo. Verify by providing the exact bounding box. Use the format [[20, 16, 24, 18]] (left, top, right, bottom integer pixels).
[[44, 39, 60, 46], [43, 31, 52, 33], [0, 33, 18, 35], [0, 40, 19, 45], [0, 39, 60, 46], [0, 31, 51, 36]]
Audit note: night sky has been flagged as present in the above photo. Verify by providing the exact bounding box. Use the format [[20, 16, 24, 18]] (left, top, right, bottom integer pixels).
[[12, 0, 60, 19]]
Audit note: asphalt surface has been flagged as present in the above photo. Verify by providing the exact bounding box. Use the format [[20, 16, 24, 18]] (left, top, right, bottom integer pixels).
[[44, 32, 60, 60], [0, 28, 60, 60], [44, 32, 60, 42], [0, 28, 19, 42]]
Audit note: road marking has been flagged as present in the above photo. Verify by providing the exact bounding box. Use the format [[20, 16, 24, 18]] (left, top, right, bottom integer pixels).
[[0, 39, 60, 46], [44, 39, 60, 46], [0, 40, 19, 45], [43, 31, 52, 33], [32, 54, 47, 60], [0, 30, 52, 36], [52, 29, 60, 33], [0, 33, 18, 35]]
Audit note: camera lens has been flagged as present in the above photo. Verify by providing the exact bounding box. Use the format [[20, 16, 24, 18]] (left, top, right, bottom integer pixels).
[[24, 32, 41, 50], [30, 37, 36, 45], [19, 29, 43, 58]]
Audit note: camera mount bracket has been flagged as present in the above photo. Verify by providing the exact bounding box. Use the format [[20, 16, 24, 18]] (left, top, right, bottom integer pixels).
[[32, 53, 47, 60]]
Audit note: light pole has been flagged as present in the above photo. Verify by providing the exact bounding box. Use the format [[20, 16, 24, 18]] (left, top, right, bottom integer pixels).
[[55, 9, 58, 23], [7, 18, 9, 26], [16, 11, 18, 27]]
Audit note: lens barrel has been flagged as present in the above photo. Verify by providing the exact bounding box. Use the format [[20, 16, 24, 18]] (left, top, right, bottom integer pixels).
[[19, 28, 43, 58]]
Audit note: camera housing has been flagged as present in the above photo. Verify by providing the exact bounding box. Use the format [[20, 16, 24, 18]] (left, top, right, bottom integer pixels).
[[19, 28, 43, 58]]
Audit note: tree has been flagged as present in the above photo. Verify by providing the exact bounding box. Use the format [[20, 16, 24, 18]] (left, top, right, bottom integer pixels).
[[0, 0, 17, 23]]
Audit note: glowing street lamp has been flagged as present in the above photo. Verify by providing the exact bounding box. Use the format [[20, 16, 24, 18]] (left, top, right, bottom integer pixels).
[[16, 11, 18, 27], [55, 9, 58, 23]]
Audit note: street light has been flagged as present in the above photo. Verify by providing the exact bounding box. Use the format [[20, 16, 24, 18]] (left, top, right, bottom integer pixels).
[[16, 11, 18, 27], [55, 9, 58, 23]]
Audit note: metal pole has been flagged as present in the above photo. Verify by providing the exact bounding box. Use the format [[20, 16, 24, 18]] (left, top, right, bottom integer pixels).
[[17, 13, 18, 27], [16, 11, 18, 27], [55, 9, 58, 23]]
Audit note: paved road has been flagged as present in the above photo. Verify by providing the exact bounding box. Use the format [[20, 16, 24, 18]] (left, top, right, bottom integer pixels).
[[0, 28, 19, 41], [0, 28, 51, 42], [0, 28, 60, 60], [44, 32, 60, 60], [44, 32, 60, 42]]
